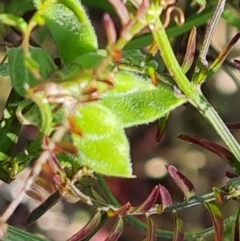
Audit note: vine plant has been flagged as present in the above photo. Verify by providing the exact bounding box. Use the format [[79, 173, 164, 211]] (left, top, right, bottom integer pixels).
[[1, 0, 240, 240]]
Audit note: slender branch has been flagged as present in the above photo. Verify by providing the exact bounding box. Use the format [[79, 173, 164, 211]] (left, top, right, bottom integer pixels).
[[96, 174, 237, 240], [197, 0, 225, 64], [149, 5, 240, 168]]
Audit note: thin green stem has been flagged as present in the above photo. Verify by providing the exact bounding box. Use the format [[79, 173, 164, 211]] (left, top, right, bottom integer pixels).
[[197, 0, 225, 63], [96, 174, 236, 240], [96, 174, 175, 239], [150, 15, 240, 168]]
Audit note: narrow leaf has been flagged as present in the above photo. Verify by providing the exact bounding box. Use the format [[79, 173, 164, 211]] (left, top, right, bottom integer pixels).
[[0, 63, 9, 76], [204, 202, 223, 241], [107, 0, 129, 26], [48, 153, 65, 181], [104, 217, 124, 241], [173, 211, 184, 241], [234, 206, 240, 241], [26, 192, 61, 225], [233, 59, 240, 69], [226, 122, 240, 130], [66, 211, 101, 241], [205, 32, 240, 81], [107, 203, 131, 217], [156, 114, 169, 144], [71, 103, 133, 177], [158, 184, 173, 212], [102, 14, 117, 46], [5, 225, 49, 241], [90, 187, 108, 204], [130, 186, 159, 214], [8, 47, 56, 96], [192, 0, 226, 84], [146, 215, 156, 241], [166, 165, 195, 200], [178, 134, 236, 166], [181, 27, 196, 74], [222, 8, 240, 30]]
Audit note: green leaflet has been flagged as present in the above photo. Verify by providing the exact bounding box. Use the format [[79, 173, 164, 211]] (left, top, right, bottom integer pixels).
[[222, 8, 240, 29], [40, 0, 98, 65], [102, 72, 186, 127], [4, 225, 49, 241], [7, 46, 56, 96], [0, 63, 9, 76], [71, 103, 132, 178]]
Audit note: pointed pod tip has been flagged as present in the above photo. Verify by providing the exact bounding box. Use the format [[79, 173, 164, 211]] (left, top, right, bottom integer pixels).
[[166, 165, 195, 200]]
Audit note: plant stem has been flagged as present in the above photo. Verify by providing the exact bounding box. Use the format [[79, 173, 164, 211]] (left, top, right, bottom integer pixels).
[[150, 16, 240, 167], [96, 174, 236, 240], [197, 0, 225, 64]]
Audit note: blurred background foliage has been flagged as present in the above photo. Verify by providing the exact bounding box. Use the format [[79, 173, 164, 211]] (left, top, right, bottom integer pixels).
[[1, 0, 240, 240]]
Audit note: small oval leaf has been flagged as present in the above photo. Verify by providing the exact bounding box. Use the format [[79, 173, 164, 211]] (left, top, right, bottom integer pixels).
[[71, 103, 133, 177]]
